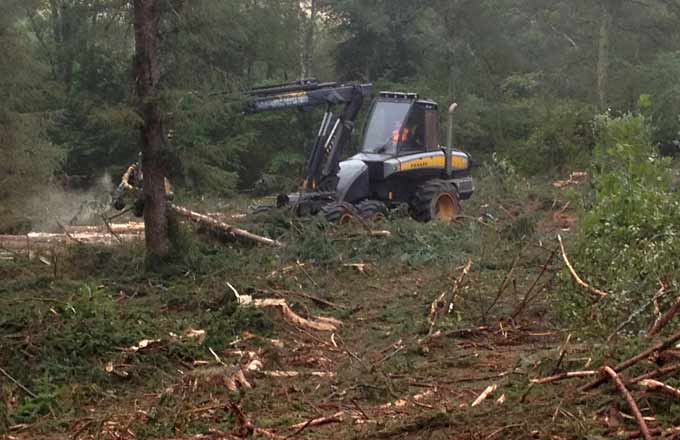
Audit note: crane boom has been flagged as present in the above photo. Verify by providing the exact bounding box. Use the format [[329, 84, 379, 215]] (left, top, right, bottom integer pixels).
[[241, 79, 372, 193]]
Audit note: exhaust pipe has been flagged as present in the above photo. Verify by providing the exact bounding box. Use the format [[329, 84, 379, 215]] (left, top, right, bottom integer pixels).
[[446, 103, 458, 176]]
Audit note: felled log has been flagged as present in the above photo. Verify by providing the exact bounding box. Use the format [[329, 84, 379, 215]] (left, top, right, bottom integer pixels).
[[0, 232, 141, 251], [170, 204, 283, 247], [63, 223, 145, 234]]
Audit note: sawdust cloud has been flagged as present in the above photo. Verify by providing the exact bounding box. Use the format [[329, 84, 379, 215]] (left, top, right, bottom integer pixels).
[[27, 173, 115, 232]]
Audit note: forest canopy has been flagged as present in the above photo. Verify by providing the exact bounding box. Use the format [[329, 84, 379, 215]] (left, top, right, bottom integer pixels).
[[1, 0, 679, 232]]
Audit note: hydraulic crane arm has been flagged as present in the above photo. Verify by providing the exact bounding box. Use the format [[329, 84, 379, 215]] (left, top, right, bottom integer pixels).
[[241, 79, 372, 192]]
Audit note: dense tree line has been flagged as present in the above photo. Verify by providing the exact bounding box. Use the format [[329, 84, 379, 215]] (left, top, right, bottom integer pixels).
[[1, 0, 679, 232]]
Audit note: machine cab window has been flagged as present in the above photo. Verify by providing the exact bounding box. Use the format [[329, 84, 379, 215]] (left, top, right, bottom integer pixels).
[[361, 100, 411, 156], [361, 93, 439, 157], [397, 105, 426, 154]]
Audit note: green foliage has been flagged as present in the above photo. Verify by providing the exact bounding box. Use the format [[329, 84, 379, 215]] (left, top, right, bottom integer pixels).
[[509, 100, 597, 174], [5, 0, 680, 208], [472, 153, 530, 205], [9, 376, 58, 424], [639, 52, 680, 143], [267, 151, 307, 178], [563, 112, 680, 333]]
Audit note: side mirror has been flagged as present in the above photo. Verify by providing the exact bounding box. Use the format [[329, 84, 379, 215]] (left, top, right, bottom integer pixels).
[[446, 103, 458, 175]]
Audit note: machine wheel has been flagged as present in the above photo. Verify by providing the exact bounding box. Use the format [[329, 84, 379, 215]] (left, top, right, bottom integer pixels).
[[410, 179, 461, 222], [321, 201, 358, 224], [357, 200, 388, 222]]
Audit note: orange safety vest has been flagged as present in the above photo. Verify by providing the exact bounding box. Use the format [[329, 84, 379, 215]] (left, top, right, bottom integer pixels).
[[391, 127, 410, 144]]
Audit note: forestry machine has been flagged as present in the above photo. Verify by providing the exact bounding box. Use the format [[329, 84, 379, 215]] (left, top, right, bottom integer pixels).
[[246, 79, 474, 222]]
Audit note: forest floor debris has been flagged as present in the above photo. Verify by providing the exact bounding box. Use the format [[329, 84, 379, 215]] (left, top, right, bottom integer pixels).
[[3, 180, 680, 439]]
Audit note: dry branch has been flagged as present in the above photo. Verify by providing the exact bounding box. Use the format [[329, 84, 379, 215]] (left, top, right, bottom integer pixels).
[[553, 171, 588, 188], [289, 411, 345, 431], [426, 292, 447, 334], [630, 362, 680, 385], [238, 296, 340, 332], [484, 243, 530, 316], [226, 401, 280, 439], [608, 285, 667, 342], [261, 370, 335, 378], [471, 384, 498, 407], [648, 295, 680, 337], [530, 370, 597, 384], [551, 333, 572, 375], [170, 204, 283, 247], [583, 328, 680, 391], [624, 426, 680, 439], [557, 234, 608, 298], [267, 289, 348, 310], [426, 259, 472, 336], [0, 366, 38, 399], [101, 217, 123, 244], [419, 326, 491, 346], [224, 368, 252, 392], [603, 366, 652, 440], [512, 247, 558, 319], [638, 379, 680, 399]]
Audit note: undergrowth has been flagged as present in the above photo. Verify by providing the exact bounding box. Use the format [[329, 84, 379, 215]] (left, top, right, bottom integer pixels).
[[560, 112, 680, 337], [1, 168, 566, 437]]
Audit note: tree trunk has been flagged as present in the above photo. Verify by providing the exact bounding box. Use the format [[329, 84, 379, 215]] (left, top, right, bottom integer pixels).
[[300, 0, 316, 79], [597, 2, 613, 110], [133, 0, 170, 259]]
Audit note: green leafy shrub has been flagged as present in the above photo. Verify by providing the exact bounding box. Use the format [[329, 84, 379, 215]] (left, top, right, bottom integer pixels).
[[562, 112, 680, 334], [267, 151, 306, 178], [470, 153, 535, 219], [510, 100, 596, 175]]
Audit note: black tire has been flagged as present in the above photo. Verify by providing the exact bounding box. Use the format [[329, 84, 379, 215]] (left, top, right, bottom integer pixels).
[[410, 179, 461, 222], [321, 201, 358, 224], [357, 200, 388, 222]]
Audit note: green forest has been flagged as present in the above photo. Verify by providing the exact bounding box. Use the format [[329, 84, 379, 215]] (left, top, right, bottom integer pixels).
[[3, 0, 679, 231], [3, 1, 680, 439]]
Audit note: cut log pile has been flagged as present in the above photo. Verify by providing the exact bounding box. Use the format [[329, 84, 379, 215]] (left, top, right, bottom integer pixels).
[[0, 203, 282, 254]]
